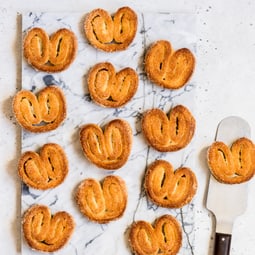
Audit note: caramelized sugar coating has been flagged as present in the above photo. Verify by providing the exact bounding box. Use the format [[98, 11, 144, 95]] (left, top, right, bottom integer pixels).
[[76, 175, 127, 223], [207, 137, 255, 184], [84, 6, 137, 52], [144, 160, 197, 208], [145, 40, 195, 89], [18, 143, 68, 190], [22, 204, 75, 252], [80, 119, 132, 170], [129, 215, 182, 255], [142, 105, 195, 152], [23, 27, 77, 72], [13, 86, 66, 133], [88, 62, 138, 107]]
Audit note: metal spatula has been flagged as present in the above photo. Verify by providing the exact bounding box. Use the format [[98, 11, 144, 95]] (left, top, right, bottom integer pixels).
[[206, 116, 251, 255]]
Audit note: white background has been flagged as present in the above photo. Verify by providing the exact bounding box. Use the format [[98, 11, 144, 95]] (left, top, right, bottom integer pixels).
[[1, 0, 255, 254]]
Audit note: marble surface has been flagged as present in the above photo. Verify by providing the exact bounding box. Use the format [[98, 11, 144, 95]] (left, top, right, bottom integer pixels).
[[2, 0, 255, 254], [21, 10, 196, 255]]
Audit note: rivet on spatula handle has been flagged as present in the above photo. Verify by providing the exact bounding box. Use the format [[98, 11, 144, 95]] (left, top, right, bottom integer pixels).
[[214, 233, 231, 255]]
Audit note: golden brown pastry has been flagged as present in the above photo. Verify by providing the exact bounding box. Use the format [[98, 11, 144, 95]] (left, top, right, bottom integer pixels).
[[80, 119, 132, 170], [23, 27, 77, 72], [76, 175, 127, 223], [13, 86, 66, 132], [84, 6, 137, 52], [144, 160, 197, 208], [129, 215, 182, 255], [142, 105, 195, 152], [18, 143, 68, 190], [207, 137, 255, 184], [22, 204, 75, 252], [87, 62, 138, 107], [145, 40, 195, 89]]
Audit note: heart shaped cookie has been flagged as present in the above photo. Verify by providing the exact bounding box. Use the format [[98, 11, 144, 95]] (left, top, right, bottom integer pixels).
[[145, 40, 195, 89], [22, 204, 75, 252], [88, 62, 138, 107], [129, 215, 182, 255], [76, 175, 127, 223], [142, 105, 195, 152], [18, 143, 68, 190], [84, 6, 137, 52], [23, 27, 77, 72], [207, 137, 255, 184], [13, 86, 66, 132], [144, 160, 197, 208], [80, 119, 132, 169]]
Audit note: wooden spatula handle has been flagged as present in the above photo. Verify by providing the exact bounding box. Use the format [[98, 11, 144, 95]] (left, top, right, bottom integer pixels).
[[214, 233, 231, 255]]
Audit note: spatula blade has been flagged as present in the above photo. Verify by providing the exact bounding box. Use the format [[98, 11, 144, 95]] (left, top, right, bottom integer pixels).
[[206, 116, 251, 255]]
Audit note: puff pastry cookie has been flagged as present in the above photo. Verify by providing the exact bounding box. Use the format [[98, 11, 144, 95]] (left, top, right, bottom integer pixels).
[[207, 137, 255, 184], [80, 119, 132, 170], [88, 62, 138, 107], [23, 27, 77, 72], [144, 160, 197, 208], [76, 175, 127, 223], [18, 143, 68, 190], [13, 86, 66, 133], [145, 40, 195, 89], [142, 105, 195, 152], [22, 204, 75, 252], [84, 6, 137, 52], [129, 215, 182, 255]]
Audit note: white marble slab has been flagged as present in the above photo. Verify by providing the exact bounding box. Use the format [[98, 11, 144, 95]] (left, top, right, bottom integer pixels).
[[21, 10, 197, 254]]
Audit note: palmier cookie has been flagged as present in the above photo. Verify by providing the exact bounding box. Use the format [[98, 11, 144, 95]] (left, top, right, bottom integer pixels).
[[23, 27, 77, 72], [18, 143, 68, 190], [88, 62, 138, 107], [80, 119, 132, 170], [13, 86, 66, 133], [22, 205, 75, 252], [144, 160, 197, 208], [142, 105, 195, 152], [84, 6, 137, 52], [129, 215, 182, 255], [145, 40, 195, 89], [76, 175, 127, 223], [207, 137, 255, 184]]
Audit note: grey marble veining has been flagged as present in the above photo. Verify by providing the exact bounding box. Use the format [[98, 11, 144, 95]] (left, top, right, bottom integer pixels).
[[21, 10, 197, 255]]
